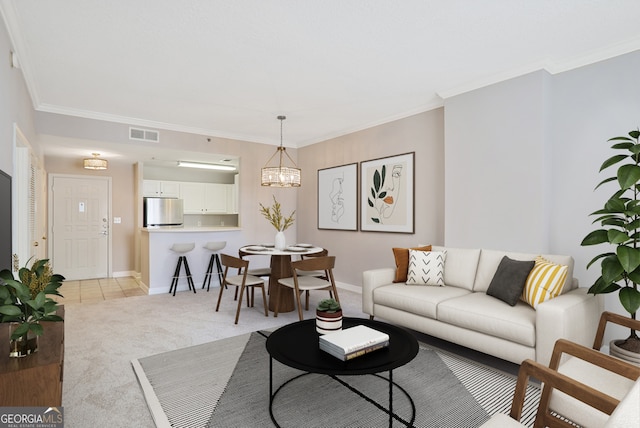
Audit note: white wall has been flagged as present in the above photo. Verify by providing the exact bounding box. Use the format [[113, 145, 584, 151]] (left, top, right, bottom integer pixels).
[[444, 50, 640, 344], [0, 16, 38, 175], [444, 70, 552, 251]]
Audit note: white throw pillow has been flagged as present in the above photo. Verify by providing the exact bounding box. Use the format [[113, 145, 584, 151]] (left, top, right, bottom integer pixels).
[[406, 250, 447, 286]]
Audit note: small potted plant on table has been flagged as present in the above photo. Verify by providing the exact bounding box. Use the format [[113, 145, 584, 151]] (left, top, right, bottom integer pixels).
[[316, 298, 342, 335]]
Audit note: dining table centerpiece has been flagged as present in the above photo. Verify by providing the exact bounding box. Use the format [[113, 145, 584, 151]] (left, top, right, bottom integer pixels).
[[259, 195, 295, 250], [0, 259, 64, 357]]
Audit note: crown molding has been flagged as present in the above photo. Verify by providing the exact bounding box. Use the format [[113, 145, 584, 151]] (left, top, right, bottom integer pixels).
[[437, 39, 640, 100], [296, 99, 445, 148]]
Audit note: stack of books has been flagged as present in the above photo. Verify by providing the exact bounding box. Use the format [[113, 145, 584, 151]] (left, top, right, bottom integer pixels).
[[319, 325, 390, 361]]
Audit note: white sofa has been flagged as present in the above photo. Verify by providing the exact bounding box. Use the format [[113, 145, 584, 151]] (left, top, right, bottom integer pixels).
[[362, 246, 604, 365]]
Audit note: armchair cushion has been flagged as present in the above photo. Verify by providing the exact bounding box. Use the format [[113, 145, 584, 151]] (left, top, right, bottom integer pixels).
[[606, 378, 640, 427], [550, 351, 637, 427]]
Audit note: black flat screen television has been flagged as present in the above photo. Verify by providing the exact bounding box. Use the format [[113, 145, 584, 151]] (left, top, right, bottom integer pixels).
[[0, 169, 11, 272]]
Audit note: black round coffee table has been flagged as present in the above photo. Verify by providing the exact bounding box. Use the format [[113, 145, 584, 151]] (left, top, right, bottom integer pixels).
[[266, 317, 419, 427]]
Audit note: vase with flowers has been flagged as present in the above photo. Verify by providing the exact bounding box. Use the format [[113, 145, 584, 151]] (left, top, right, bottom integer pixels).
[[259, 195, 295, 250], [0, 259, 64, 357]]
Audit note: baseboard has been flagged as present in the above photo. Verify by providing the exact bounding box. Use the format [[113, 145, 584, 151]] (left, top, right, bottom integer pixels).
[[336, 281, 361, 293], [113, 270, 138, 278], [138, 277, 358, 296]]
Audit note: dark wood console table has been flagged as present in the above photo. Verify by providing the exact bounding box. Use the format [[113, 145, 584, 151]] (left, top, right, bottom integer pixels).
[[0, 306, 65, 406]]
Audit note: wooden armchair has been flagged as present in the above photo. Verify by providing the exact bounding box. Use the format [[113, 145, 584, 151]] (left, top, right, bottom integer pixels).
[[592, 311, 640, 352], [481, 311, 640, 428], [542, 311, 640, 427], [480, 354, 639, 427]]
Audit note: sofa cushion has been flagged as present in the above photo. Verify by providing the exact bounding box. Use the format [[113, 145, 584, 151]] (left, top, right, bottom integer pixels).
[[373, 283, 470, 319], [431, 246, 481, 291], [407, 250, 446, 286], [392, 245, 432, 283], [474, 249, 575, 294], [522, 256, 568, 308], [437, 293, 536, 347], [538, 253, 575, 293], [486, 256, 535, 306]]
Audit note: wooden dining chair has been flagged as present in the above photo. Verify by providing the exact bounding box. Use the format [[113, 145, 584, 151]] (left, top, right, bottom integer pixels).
[[215, 253, 268, 324], [298, 248, 331, 306], [274, 255, 339, 321], [239, 246, 272, 278], [239, 246, 273, 298]]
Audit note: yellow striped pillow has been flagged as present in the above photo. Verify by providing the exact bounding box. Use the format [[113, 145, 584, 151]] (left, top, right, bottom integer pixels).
[[522, 256, 568, 309]]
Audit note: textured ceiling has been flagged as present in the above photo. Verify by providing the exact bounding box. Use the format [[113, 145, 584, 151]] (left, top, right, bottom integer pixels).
[[2, 0, 640, 157]]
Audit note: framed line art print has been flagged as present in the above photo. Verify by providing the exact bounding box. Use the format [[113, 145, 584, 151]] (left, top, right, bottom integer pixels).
[[360, 152, 414, 233], [317, 163, 358, 231]]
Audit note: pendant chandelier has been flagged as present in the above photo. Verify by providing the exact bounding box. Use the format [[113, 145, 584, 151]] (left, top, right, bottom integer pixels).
[[83, 153, 108, 170], [261, 115, 301, 187]]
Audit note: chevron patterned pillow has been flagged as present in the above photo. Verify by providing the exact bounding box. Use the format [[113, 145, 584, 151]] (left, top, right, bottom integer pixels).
[[392, 245, 432, 282], [406, 250, 447, 286]]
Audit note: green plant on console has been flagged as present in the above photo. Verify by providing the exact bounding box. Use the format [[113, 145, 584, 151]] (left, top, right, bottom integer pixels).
[[0, 259, 65, 340], [581, 129, 640, 353], [317, 298, 341, 313]]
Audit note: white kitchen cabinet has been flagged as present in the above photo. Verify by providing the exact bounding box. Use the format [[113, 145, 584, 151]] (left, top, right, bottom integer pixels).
[[227, 175, 238, 214], [180, 182, 228, 214], [143, 180, 180, 198]]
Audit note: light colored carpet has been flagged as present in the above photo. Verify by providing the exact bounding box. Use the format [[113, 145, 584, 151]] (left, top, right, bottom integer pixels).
[[61, 283, 368, 427], [133, 331, 541, 427]]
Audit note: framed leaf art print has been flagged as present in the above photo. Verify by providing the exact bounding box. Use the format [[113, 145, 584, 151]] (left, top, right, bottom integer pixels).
[[360, 152, 414, 233]]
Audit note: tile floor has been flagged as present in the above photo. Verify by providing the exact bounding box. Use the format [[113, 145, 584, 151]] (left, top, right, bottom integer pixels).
[[54, 277, 147, 303]]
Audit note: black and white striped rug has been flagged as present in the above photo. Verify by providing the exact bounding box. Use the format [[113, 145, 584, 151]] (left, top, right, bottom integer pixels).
[[132, 331, 540, 427]]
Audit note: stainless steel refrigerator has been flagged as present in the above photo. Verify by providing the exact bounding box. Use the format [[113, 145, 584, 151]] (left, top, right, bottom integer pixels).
[[143, 197, 184, 227]]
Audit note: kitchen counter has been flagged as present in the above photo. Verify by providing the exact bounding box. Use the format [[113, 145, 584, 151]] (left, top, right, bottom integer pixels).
[[140, 227, 244, 294], [142, 226, 241, 233]]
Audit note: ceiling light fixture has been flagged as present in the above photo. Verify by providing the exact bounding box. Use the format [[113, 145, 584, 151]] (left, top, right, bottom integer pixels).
[[83, 153, 108, 170], [261, 115, 301, 187], [177, 161, 236, 171]]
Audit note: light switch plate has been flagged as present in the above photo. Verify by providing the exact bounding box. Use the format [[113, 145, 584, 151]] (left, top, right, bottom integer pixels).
[[113, 217, 121, 224]]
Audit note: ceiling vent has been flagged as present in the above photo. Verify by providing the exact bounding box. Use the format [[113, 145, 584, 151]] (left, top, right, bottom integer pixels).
[[129, 127, 159, 143]]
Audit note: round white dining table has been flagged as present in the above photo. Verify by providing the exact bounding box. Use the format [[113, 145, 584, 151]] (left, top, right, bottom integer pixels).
[[239, 245, 323, 313]]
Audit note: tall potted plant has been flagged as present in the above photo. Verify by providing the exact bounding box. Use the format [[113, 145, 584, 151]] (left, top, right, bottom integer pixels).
[[582, 129, 640, 357]]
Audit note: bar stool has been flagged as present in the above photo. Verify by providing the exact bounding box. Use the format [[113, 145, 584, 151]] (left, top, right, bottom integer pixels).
[[169, 243, 196, 296], [203, 241, 226, 291]]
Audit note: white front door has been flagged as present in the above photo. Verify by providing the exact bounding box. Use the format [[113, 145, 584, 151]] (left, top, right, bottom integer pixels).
[[49, 174, 111, 280]]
